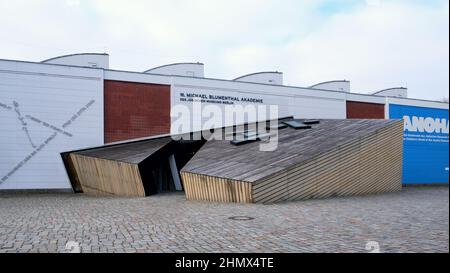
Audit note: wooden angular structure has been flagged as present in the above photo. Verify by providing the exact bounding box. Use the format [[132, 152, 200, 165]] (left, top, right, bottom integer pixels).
[[62, 136, 204, 197], [180, 119, 404, 204], [61, 118, 403, 203]]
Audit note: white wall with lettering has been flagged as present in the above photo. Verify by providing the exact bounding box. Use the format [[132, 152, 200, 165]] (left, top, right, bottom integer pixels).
[[170, 77, 346, 134], [0, 60, 104, 189]]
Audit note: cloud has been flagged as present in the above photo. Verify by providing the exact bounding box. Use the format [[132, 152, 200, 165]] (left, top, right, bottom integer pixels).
[[0, 0, 448, 100], [220, 1, 449, 100], [302, 1, 449, 99]]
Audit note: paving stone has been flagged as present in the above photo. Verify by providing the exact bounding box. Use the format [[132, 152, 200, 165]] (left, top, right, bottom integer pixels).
[[0, 187, 448, 253]]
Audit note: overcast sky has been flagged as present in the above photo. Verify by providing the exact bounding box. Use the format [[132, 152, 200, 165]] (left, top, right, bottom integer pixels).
[[0, 0, 448, 100]]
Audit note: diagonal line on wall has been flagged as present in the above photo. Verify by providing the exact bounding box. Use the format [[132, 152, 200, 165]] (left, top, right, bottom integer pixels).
[[0, 99, 96, 185]]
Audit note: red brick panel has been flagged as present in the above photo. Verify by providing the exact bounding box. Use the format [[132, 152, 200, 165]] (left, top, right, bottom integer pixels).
[[346, 101, 385, 119], [104, 80, 170, 143]]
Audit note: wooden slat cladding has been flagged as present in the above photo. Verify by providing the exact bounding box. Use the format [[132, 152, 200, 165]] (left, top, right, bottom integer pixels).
[[180, 172, 253, 203], [252, 121, 403, 203], [180, 120, 403, 204], [62, 118, 403, 202], [182, 119, 401, 182], [60, 152, 83, 193], [74, 137, 172, 164], [61, 136, 207, 197], [69, 154, 145, 197]]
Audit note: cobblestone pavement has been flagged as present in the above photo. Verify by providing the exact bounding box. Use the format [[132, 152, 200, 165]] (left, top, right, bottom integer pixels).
[[0, 187, 448, 253]]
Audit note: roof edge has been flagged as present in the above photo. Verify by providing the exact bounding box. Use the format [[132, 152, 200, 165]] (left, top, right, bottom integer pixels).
[[61, 115, 294, 155]]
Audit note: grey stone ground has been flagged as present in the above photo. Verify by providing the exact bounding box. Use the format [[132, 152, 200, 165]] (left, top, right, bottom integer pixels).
[[0, 187, 448, 253]]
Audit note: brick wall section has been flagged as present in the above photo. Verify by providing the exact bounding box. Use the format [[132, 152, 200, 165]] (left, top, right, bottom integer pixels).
[[104, 80, 170, 143], [346, 101, 385, 119]]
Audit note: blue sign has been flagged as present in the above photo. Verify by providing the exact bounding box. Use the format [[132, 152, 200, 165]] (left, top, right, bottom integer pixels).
[[389, 104, 449, 184]]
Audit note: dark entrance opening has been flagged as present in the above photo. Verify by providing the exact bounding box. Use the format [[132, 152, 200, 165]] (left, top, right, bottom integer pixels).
[[138, 139, 206, 196]]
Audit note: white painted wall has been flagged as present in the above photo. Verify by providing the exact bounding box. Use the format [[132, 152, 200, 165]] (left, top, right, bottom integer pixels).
[[346, 93, 386, 104], [104, 70, 347, 129], [42, 53, 109, 69], [105, 69, 171, 85], [0, 60, 104, 189], [386, 97, 449, 109], [105, 67, 448, 130], [170, 76, 346, 134]]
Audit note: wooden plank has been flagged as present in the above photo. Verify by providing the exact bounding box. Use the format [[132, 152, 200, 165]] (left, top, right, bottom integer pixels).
[[180, 172, 253, 203], [252, 122, 402, 195], [74, 137, 172, 164], [181, 119, 401, 182], [70, 154, 146, 197], [252, 121, 403, 203]]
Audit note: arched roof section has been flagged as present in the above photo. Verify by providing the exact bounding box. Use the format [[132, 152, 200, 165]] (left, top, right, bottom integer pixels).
[[42, 53, 109, 69], [144, 62, 204, 77], [372, 87, 408, 98], [309, 80, 350, 92], [233, 71, 283, 85]]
